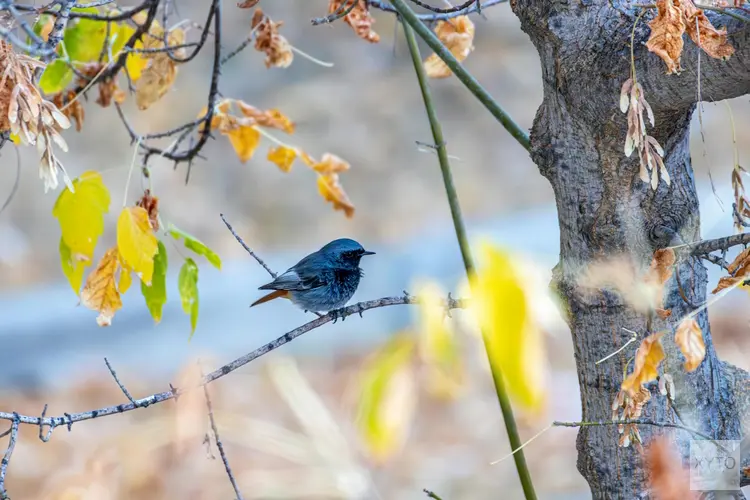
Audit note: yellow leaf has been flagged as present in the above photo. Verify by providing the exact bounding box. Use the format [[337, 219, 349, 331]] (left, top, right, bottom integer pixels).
[[224, 123, 261, 163], [621, 332, 665, 396], [470, 243, 547, 413], [317, 173, 355, 218], [354, 333, 416, 464], [126, 47, 149, 81], [267, 145, 296, 172], [59, 238, 86, 295], [118, 260, 133, 295], [423, 16, 475, 78], [81, 247, 122, 326], [52, 171, 110, 260], [135, 55, 177, 110], [117, 206, 158, 285], [674, 318, 705, 372], [237, 101, 295, 133], [414, 281, 464, 400]]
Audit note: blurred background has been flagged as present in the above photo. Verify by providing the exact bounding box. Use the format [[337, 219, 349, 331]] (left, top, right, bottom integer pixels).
[[0, 0, 749, 498]]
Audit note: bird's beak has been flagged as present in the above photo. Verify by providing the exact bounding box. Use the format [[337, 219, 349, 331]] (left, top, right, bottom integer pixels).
[[362, 250, 376, 256]]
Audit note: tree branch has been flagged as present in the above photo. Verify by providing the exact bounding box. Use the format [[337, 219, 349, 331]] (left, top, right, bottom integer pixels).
[[387, 0, 531, 152], [0, 294, 467, 429], [688, 232, 750, 256], [368, 0, 508, 21], [0, 415, 19, 500], [203, 381, 244, 500]]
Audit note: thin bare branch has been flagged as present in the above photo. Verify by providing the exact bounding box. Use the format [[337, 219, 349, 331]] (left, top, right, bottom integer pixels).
[[104, 357, 139, 406], [220, 213, 277, 279], [689, 233, 750, 256], [202, 381, 244, 500], [0, 414, 19, 499]]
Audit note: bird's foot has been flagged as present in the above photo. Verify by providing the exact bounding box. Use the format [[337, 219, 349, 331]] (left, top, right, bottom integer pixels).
[[330, 307, 349, 324], [356, 302, 365, 318]]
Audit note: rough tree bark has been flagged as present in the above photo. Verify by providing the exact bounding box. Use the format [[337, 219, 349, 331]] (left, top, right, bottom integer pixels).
[[509, 1, 750, 497]]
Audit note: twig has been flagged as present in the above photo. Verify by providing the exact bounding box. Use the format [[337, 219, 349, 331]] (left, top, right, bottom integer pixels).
[[104, 357, 138, 406], [0, 141, 20, 215], [423, 488, 444, 500], [388, 0, 530, 151], [0, 414, 19, 499], [202, 382, 244, 500], [38, 404, 55, 443], [595, 328, 638, 365], [220, 213, 277, 279], [311, 0, 359, 25], [406, 0, 478, 13], [41, 0, 74, 63], [687, 232, 750, 256], [369, 0, 508, 20], [0, 294, 467, 429], [552, 419, 716, 442], [701, 252, 730, 271], [402, 21, 537, 500]]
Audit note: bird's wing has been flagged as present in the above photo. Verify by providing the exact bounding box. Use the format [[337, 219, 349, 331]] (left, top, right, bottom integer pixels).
[[258, 267, 324, 291]]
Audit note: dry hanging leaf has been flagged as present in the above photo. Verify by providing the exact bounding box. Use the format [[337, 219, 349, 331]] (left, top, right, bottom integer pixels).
[[133, 25, 185, 110], [645, 437, 697, 500], [136, 189, 160, 232], [328, 0, 380, 43], [267, 145, 297, 172], [612, 385, 651, 449], [423, 16, 475, 78], [646, 0, 686, 74], [81, 247, 123, 326], [712, 247, 750, 293], [237, 100, 294, 133], [309, 153, 350, 174], [251, 9, 293, 68], [317, 172, 355, 218], [682, 0, 735, 60], [621, 332, 665, 396], [731, 166, 750, 231], [674, 318, 705, 371], [51, 90, 84, 132], [237, 0, 260, 7]]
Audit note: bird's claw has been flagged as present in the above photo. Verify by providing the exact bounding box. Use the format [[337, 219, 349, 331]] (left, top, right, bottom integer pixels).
[[330, 307, 349, 323], [357, 302, 365, 318]]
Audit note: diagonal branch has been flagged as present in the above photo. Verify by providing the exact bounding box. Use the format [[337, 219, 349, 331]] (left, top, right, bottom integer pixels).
[[387, 0, 531, 151], [202, 380, 244, 500], [0, 294, 467, 429], [0, 414, 19, 500]]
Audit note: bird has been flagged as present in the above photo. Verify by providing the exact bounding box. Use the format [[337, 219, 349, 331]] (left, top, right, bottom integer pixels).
[[250, 238, 375, 319]]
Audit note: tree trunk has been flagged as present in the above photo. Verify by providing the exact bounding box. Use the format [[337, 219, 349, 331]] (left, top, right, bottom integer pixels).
[[509, 0, 750, 497]]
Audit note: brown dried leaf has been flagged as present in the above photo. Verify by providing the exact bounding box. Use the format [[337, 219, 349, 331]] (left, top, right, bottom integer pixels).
[[328, 0, 380, 43], [135, 189, 160, 232], [674, 318, 705, 371], [252, 9, 293, 68], [423, 16, 475, 78], [621, 332, 665, 396], [52, 90, 84, 132], [237, 0, 260, 7], [80, 247, 123, 327], [646, 0, 686, 74], [645, 437, 697, 500], [712, 275, 743, 294], [727, 247, 750, 275], [309, 152, 350, 174], [683, 0, 735, 59]]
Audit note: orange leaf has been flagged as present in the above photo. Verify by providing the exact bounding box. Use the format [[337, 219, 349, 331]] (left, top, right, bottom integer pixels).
[[646, 0, 686, 74], [621, 332, 665, 396], [423, 16, 475, 78], [317, 173, 355, 217], [712, 275, 743, 294], [727, 247, 750, 275], [644, 248, 676, 311], [237, 0, 260, 7], [674, 318, 705, 371], [80, 247, 122, 327], [267, 145, 296, 172], [645, 437, 697, 500]]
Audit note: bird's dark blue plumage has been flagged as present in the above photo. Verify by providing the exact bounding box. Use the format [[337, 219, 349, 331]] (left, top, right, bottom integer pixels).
[[252, 238, 375, 313]]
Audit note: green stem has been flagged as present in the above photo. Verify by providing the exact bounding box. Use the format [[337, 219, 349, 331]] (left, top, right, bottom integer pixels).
[[402, 22, 538, 500], [389, 0, 531, 152]]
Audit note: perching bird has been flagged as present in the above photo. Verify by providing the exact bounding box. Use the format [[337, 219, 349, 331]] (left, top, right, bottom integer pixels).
[[250, 238, 375, 316]]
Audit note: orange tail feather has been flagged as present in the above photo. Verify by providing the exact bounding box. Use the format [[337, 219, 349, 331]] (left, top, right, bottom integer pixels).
[[250, 289, 290, 307]]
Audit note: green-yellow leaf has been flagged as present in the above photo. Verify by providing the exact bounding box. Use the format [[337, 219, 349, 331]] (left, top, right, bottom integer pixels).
[[178, 258, 199, 339], [52, 170, 110, 263], [354, 333, 417, 464], [470, 242, 547, 413], [168, 225, 221, 270], [39, 60, 74, 95], [117, 206, 158, 285], [414, 280, 464, 400], [109, 22, 135, 60], [59, 238, 86, 295], [63, 12, 108, 62], [141, 240, 168, 323]]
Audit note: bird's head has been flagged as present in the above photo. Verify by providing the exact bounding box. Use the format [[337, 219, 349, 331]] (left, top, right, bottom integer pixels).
[[321, 238, 375, 269]]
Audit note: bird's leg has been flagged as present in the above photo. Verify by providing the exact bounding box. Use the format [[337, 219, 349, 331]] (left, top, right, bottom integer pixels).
[[357, 302, 365, 318]]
